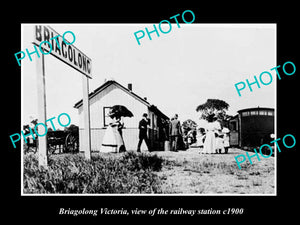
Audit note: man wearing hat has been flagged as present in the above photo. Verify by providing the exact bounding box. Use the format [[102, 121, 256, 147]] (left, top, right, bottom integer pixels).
[[137, 113, 151, 152]]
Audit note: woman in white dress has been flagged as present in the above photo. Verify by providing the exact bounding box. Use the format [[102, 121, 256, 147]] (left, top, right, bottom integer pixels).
[[202, 114, 218, 154], [101, 114, 125, 153]]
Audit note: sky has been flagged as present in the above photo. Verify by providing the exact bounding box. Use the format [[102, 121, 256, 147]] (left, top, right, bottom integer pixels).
[[21, 23, 276, 127]]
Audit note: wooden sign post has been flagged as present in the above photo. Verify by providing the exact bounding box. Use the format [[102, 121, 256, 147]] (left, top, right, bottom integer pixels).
[[33, 25, 92, 167], [36, 54, 48, 168], [82, 76, 91, 160]]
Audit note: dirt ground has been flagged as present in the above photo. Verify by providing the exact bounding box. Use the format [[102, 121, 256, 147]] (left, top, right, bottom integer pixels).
[[152, 147, 276, 195]]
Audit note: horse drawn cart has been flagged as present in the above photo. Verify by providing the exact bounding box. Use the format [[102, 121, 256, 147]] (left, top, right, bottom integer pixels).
[[23, 126, 79, 154]]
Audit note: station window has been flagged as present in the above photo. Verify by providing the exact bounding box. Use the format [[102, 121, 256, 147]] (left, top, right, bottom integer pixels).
[[103, 106, 112, 127]]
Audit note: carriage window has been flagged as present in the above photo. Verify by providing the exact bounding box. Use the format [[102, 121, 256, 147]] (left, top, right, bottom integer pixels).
[[242, 111, 249, 117], [250, 110, 258, 116], [267, 111, 274, 116], [103, 107, 112, 127], [259, 110, 268, 115]]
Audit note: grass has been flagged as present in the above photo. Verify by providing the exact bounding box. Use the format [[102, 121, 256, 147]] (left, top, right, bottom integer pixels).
[[23, 148, 275, 194], [154, 148, 275, 194], [23, 151, 164, 194]]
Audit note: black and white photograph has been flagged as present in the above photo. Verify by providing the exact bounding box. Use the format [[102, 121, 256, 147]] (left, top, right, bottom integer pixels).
[[3, 4, 298, 222], [21, 23, 276, 195]]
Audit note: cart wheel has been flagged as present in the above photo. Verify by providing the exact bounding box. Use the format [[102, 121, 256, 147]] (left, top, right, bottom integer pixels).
[[65, 133, 79, 153], [47, 143, 56, 155]]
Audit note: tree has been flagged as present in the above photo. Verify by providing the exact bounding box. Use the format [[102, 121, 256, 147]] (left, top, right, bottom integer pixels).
[[196, 99, 229, 122], [182, 119, 197, 134]]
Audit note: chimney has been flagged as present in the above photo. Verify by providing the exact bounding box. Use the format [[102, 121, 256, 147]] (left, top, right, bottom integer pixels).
[[128, 83, 132, 91], [144, 97, 147, 101]]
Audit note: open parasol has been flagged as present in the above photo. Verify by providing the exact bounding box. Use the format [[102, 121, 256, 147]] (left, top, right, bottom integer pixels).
[[109, 105, 134, 118]]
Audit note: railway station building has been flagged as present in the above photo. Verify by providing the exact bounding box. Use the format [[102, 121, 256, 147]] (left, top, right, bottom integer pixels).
[[74, 80, 169, 152]]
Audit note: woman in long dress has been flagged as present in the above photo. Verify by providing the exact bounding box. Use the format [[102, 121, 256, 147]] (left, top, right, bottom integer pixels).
[[101, 115, 126, 153], [202, 114, 218, 154]]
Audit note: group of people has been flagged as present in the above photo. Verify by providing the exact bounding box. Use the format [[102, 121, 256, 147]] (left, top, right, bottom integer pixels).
[[197, 114, 230, 154], [137, 113, 185, 152], [100, 111, 184, 153], [100, 109, 230, 154], [164, 113, 230, 154], [100, 111, 154, 153]]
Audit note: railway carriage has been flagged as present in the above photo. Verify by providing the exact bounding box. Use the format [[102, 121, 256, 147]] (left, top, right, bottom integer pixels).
[[228, 107, 275, 153]]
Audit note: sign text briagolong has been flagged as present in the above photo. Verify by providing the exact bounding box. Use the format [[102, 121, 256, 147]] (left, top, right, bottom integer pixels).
[[33, 25, 92, 78]]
